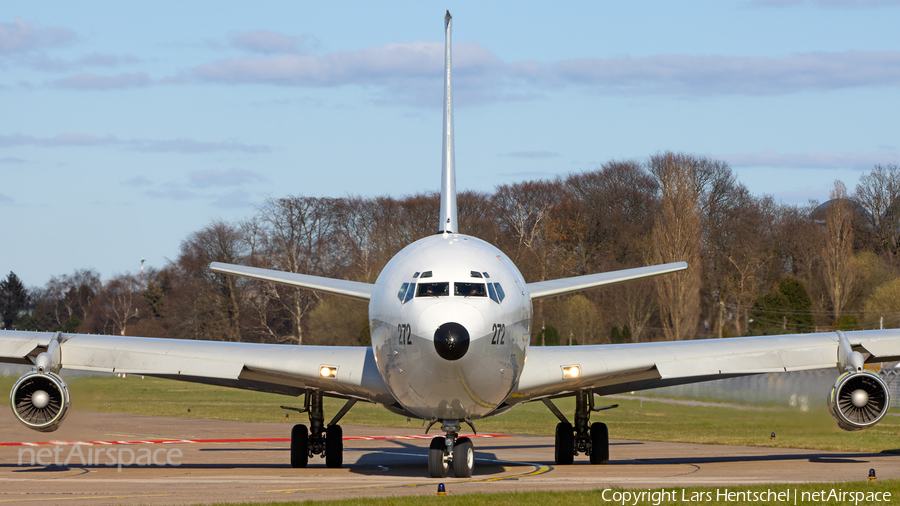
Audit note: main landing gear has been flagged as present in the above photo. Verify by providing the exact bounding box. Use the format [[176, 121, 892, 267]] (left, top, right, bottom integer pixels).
[[543, 389, 616, 465], [285, 390, 357, 468], [426, 419, 475, 478]]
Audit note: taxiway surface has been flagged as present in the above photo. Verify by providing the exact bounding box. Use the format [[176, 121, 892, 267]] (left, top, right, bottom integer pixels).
[[1, 409, 898, 505]]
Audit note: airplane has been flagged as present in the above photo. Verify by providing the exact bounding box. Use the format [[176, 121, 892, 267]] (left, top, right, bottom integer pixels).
[[2, 11, 899, 479]]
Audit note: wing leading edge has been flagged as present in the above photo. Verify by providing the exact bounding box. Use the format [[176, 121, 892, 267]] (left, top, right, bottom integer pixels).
[[527, 262, 688, 301], [0, 330, 394, 404], [513, 329, 900, 402], [209, 262, 374, 301]]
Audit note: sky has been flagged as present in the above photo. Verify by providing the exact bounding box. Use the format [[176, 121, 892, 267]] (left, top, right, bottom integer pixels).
[[1, 0, 899, 287]]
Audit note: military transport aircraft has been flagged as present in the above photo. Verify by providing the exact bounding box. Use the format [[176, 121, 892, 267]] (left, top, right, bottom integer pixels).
[[2, 12, 900, 479]]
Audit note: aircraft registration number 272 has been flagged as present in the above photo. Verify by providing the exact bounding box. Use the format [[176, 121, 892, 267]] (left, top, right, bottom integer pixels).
[[491, 323, 506, 345], [398, 324, 412, 345]]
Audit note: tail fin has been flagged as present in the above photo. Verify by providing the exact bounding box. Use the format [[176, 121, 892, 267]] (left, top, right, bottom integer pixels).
[[439, 10, 457, 234]]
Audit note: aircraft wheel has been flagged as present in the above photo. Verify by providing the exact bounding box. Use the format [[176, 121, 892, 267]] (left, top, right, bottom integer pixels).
[[452, 437, 474, 478], [290, 424, 309, 468], [554, 422, 574, 465], [428, 436, 449, 478], [589, 422, 609, 465], [325, 424, 343, 468]]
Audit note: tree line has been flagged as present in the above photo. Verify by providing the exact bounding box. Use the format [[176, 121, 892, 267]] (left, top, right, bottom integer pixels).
[[3, 153, 900, 346]]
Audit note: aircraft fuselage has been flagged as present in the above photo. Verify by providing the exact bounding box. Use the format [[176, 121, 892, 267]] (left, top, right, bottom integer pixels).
[[369, 233, 532, 422]]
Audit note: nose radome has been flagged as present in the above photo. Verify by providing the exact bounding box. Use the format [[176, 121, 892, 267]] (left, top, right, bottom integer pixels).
[[433, 322, 470, 361]]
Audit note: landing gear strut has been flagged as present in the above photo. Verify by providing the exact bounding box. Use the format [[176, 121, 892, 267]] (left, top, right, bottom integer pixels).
[[286, 390, 356, 468], [427, 419, 475, 478], [543, 389, 615, 465]]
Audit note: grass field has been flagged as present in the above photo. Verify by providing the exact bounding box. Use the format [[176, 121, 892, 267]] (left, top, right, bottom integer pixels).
[[199, 481, 900, 506], [2, 374, 898, 453]]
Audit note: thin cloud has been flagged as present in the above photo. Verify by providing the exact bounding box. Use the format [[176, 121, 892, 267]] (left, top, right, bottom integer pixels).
[[721, 150, 900, 170], [0, 193, 13, 205], [189, 168, 266, 188], [0, 156, 26, 164], [193, 37, 900, 101], [745, 0, 900, 7], [499, 151, 561, 159], [193, 40, 500, 86], [132, 139, 270, 154], [0, 133, 118, 147], [510, 51, 900, 96], [228, 30, 316, 54], [51, 72, 152, 90], [29, 53, 142, 73], [0, 17, 74, 55], [210, 189, 254, 208], [78, 53, 142, 67], [0, 133, 271, 154], [145, 183, 198, 201], [121, 176, 152, 186]]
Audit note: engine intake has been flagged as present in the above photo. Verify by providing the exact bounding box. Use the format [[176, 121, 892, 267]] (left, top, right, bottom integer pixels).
[[10, 371, 70, 432], [827, 371, 890, 431]]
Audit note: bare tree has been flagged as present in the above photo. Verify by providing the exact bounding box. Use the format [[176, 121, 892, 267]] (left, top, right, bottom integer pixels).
[[254, 196, 346, 345], [98, 275, 141, 336], [648, 152, 702, 341], [822, 181, 856, 322], [854, 163, 900, 258], [168, 220, 248, 342]]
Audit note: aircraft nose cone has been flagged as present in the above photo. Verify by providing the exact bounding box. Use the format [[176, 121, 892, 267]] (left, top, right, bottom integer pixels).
[[433, 322, 470, 361]]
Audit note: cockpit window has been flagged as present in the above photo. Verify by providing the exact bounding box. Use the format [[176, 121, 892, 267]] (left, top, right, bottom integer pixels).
[[397, 282, 410, 301], [413, 272, 421, 278], [482, 272, 490, 278], [404, 283, 416, 303], [486, 282, 499, 303], [470, 271, 483, 278], [494, 283, 506, 302], [416, 282, 449, 297], [420, 271, 433, 278], [455, 282, 487, 297]]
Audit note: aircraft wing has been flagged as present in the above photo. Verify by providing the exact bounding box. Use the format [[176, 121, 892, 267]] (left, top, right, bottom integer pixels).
[[513, 329, 900, 401], [0, 330, 395, 404], [526, 262, 688, 301], [209, 262, 374, 301]]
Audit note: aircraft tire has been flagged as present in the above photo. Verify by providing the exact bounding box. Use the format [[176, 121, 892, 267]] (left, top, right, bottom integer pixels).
[[554, 422, 574, 465], [589, 422, 609, 465], [452, 437, 474, 478], [428, 436, 449, 478], [325, 424, 343, 468], [291, 424, 309, 468]]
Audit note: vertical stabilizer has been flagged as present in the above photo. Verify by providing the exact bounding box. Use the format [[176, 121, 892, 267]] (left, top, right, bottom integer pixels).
[[439, 10, 457, 234]]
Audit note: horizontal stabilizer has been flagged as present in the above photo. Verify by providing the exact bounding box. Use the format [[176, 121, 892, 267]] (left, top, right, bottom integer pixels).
[[209, 262, 373, 301], [526, 262, 687, 300]]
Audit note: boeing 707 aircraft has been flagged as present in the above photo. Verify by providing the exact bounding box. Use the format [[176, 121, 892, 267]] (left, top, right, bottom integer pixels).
[[3, 12, 900, 479]]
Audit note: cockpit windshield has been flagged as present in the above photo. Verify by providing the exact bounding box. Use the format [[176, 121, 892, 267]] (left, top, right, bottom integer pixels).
[[454, 282, 487, 297], [416, 282, 450, 297]]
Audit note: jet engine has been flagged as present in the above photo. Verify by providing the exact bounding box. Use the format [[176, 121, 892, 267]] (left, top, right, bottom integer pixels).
[[9, 371, 70, 432], [827, 371, 891, 431]]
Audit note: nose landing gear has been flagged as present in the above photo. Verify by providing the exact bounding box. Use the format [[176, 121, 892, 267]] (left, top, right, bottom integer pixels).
[[544, 389, 615, 465], [427, 419, 475, 478]]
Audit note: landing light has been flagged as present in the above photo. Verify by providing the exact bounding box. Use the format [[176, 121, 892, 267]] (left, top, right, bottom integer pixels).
[[562, 365, 581, 379], [319, 366, 338, 378]]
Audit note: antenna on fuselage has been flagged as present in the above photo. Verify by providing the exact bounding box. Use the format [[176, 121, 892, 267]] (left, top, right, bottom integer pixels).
[[438, 10, 457, 235]]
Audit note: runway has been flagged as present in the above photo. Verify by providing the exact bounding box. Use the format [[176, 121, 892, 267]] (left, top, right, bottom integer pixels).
[[1, 409, 898, 505]]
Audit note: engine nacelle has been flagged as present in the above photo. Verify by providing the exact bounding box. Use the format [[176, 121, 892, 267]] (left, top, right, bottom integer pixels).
[[827, 371, 891, 431], [9, 371, 70, 432]]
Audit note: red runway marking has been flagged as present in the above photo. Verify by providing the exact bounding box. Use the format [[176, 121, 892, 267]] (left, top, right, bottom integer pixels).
[[0, 433, 511, 447]]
